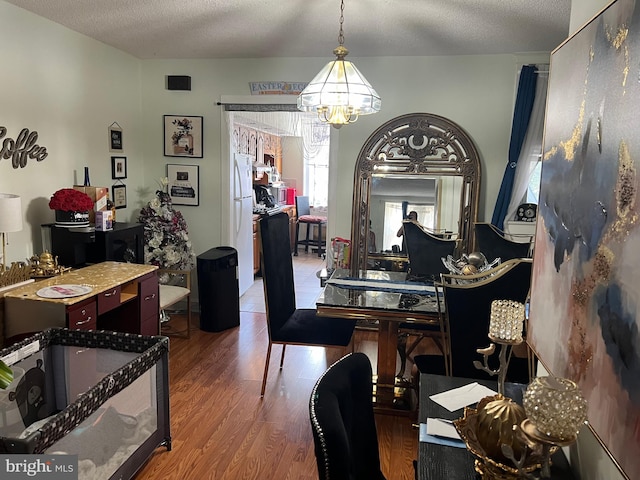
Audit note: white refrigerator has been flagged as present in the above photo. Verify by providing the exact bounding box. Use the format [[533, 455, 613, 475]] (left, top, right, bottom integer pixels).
[[233, 153, 255, 296]]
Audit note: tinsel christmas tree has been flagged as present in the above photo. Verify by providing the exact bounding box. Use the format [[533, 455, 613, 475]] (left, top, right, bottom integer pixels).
[[138, 190, 195, 270]]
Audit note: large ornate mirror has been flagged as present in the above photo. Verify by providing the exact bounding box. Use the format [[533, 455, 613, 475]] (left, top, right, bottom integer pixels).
[[349, 113, 481, 273]]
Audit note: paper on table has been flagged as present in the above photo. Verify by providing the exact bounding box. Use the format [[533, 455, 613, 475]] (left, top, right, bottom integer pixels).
[[429, 382, 497, 412], [419, 423, 466, 449], [426, 418, 461, 439]]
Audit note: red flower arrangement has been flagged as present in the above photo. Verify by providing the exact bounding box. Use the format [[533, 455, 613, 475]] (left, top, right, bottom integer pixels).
[[48, 188, 94, 212]]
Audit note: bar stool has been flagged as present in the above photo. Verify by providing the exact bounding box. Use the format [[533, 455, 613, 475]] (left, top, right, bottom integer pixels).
[[294, 196, 326, 257]]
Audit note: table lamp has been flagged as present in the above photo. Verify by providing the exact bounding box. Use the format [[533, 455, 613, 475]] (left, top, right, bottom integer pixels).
[[0, 193, 23, 272]]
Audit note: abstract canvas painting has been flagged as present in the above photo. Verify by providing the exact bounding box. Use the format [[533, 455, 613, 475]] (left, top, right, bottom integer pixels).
[[528, 0, 639, 478]]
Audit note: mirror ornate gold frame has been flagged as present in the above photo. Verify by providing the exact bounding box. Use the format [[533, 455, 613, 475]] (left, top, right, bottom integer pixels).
[[349, 113, 481, 273]]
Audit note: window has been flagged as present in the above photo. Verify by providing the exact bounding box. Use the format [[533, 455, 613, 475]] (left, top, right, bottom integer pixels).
[[381, 202, 435, 251], [304, 121, 330, 208]]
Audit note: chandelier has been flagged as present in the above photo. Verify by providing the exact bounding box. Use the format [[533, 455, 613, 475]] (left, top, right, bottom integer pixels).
[[297, 0, 381, 128]]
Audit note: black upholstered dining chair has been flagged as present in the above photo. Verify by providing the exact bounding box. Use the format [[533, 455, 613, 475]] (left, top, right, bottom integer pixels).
[[413, 258, 533, 384], [402, 221, 458, 282], [473, 222, 533, 261], [396, 221, 459, 375], [259, 212, 356, 396], [309, 352, 387, 480], [294, 195, 327, 257]]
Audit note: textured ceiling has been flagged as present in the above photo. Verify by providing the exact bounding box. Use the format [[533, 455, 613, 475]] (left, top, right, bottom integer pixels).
[[5, 0, 571, 59]]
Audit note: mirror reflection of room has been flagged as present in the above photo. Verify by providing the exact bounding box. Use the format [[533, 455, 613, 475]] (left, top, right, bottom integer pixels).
[[369, 176, 463, 255], [350, 113, 481, 274]]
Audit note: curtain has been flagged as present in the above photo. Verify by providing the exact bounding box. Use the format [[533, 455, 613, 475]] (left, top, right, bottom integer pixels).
[[491, 65, 538, 230], [504, 70, 548, 224]]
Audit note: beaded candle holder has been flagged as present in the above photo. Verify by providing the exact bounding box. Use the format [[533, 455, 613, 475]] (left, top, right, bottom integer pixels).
[[489, 299, 525, 344], [522, 376, 588, 442]]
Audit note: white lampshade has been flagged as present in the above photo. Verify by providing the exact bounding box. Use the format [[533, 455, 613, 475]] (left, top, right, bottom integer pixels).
[[298, 45, 381, 128], [297, 0, 381, 128], [0, 193, 23, 233]]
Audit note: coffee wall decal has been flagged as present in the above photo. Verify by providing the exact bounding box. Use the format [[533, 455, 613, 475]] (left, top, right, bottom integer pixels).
[[0, 126, 48, 168]]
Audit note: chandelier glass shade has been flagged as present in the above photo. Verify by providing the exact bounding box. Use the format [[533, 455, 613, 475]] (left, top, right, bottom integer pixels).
[[297, 1, 381, 128]]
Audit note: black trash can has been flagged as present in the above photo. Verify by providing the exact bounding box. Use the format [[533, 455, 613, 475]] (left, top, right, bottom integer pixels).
[[197, 246, 240, 332]]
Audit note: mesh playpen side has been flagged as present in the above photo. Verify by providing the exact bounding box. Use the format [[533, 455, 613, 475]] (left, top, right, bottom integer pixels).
[[0, 328, 170, 480]]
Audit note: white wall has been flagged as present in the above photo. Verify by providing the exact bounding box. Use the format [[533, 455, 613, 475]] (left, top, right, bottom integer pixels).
[[0, 1, 144, 263], [139, 52, 550, 255], [0, 0, 550, 267], [0, 0, 628, 477]]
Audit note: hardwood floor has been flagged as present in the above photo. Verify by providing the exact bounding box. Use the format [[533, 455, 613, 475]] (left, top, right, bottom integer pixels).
[[136, 253, 435, 480]]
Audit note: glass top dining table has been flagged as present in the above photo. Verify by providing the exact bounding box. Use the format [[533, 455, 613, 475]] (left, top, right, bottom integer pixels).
[[316, 268, 443, 414]]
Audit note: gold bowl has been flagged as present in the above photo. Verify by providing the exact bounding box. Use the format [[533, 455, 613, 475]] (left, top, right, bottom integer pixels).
[[454, 395, 555, 479]]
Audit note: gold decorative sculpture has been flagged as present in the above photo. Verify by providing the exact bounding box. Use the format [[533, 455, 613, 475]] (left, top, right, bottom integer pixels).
[[0, 261, 31, 288], [28, 251, 71, 278], [454, 395, 551, 479]]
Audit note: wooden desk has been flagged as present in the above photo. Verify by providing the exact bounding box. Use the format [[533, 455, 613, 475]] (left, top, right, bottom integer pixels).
[[3, 262, 159, 341], [418, 373, 576, 479], [316, 269, 441, 414]]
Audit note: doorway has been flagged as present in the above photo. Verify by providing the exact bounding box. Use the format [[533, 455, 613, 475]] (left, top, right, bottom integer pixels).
[[219, 100, 331, 293]]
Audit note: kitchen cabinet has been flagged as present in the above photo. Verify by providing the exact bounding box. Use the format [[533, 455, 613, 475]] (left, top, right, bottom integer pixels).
[[252, 207, 296, 276], [253, 215, 260, 274], [233, 124, 282, 171], [282, 205, 297, 252]]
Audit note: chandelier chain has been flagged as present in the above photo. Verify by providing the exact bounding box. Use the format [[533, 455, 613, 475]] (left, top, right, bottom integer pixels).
[[338, 0, 345, 46]]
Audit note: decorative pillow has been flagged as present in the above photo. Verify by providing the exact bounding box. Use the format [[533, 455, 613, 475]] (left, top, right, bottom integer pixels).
[[299, 215, 326, 223]]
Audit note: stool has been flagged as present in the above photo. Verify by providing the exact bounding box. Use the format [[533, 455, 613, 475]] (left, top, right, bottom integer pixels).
[[294, 196, 326, 257]]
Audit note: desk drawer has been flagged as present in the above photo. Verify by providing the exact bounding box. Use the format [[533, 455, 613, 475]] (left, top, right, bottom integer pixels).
[[68, 300, 97, 330], [97, 285, 121, 314], [139, 274, 159, 321]]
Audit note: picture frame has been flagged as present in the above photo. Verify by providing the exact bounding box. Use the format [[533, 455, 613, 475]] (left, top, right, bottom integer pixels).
[[167, 164, 199, 206], [111, 156, 127, 179], [109, 123, 123, 152], [163, 115, 203, 158], [112, 184, 127, 209], [528, 0, 637, 478]]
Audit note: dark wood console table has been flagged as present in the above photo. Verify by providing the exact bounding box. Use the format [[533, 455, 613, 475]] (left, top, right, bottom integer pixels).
[[48, 222, 144, 267], [418, 373, 576, 479], [3, 262, 159, 342]]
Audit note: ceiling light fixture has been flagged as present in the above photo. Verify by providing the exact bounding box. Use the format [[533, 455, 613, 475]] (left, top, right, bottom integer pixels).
[[297, 0, 381, 128]]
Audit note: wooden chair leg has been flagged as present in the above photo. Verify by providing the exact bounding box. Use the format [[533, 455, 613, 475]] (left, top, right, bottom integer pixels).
[[305, 223, 311, 253], [261, 342, 273, 397]]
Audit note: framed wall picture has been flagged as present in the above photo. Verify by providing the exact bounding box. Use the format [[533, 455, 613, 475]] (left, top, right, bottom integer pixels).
[[111, 156, 127, 179], [164, 115, 203, 158], [167, 164, 199, 206], [112, 184, 127, 209], [109, 123, 123, 152], [528, 0, 638, 477]]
